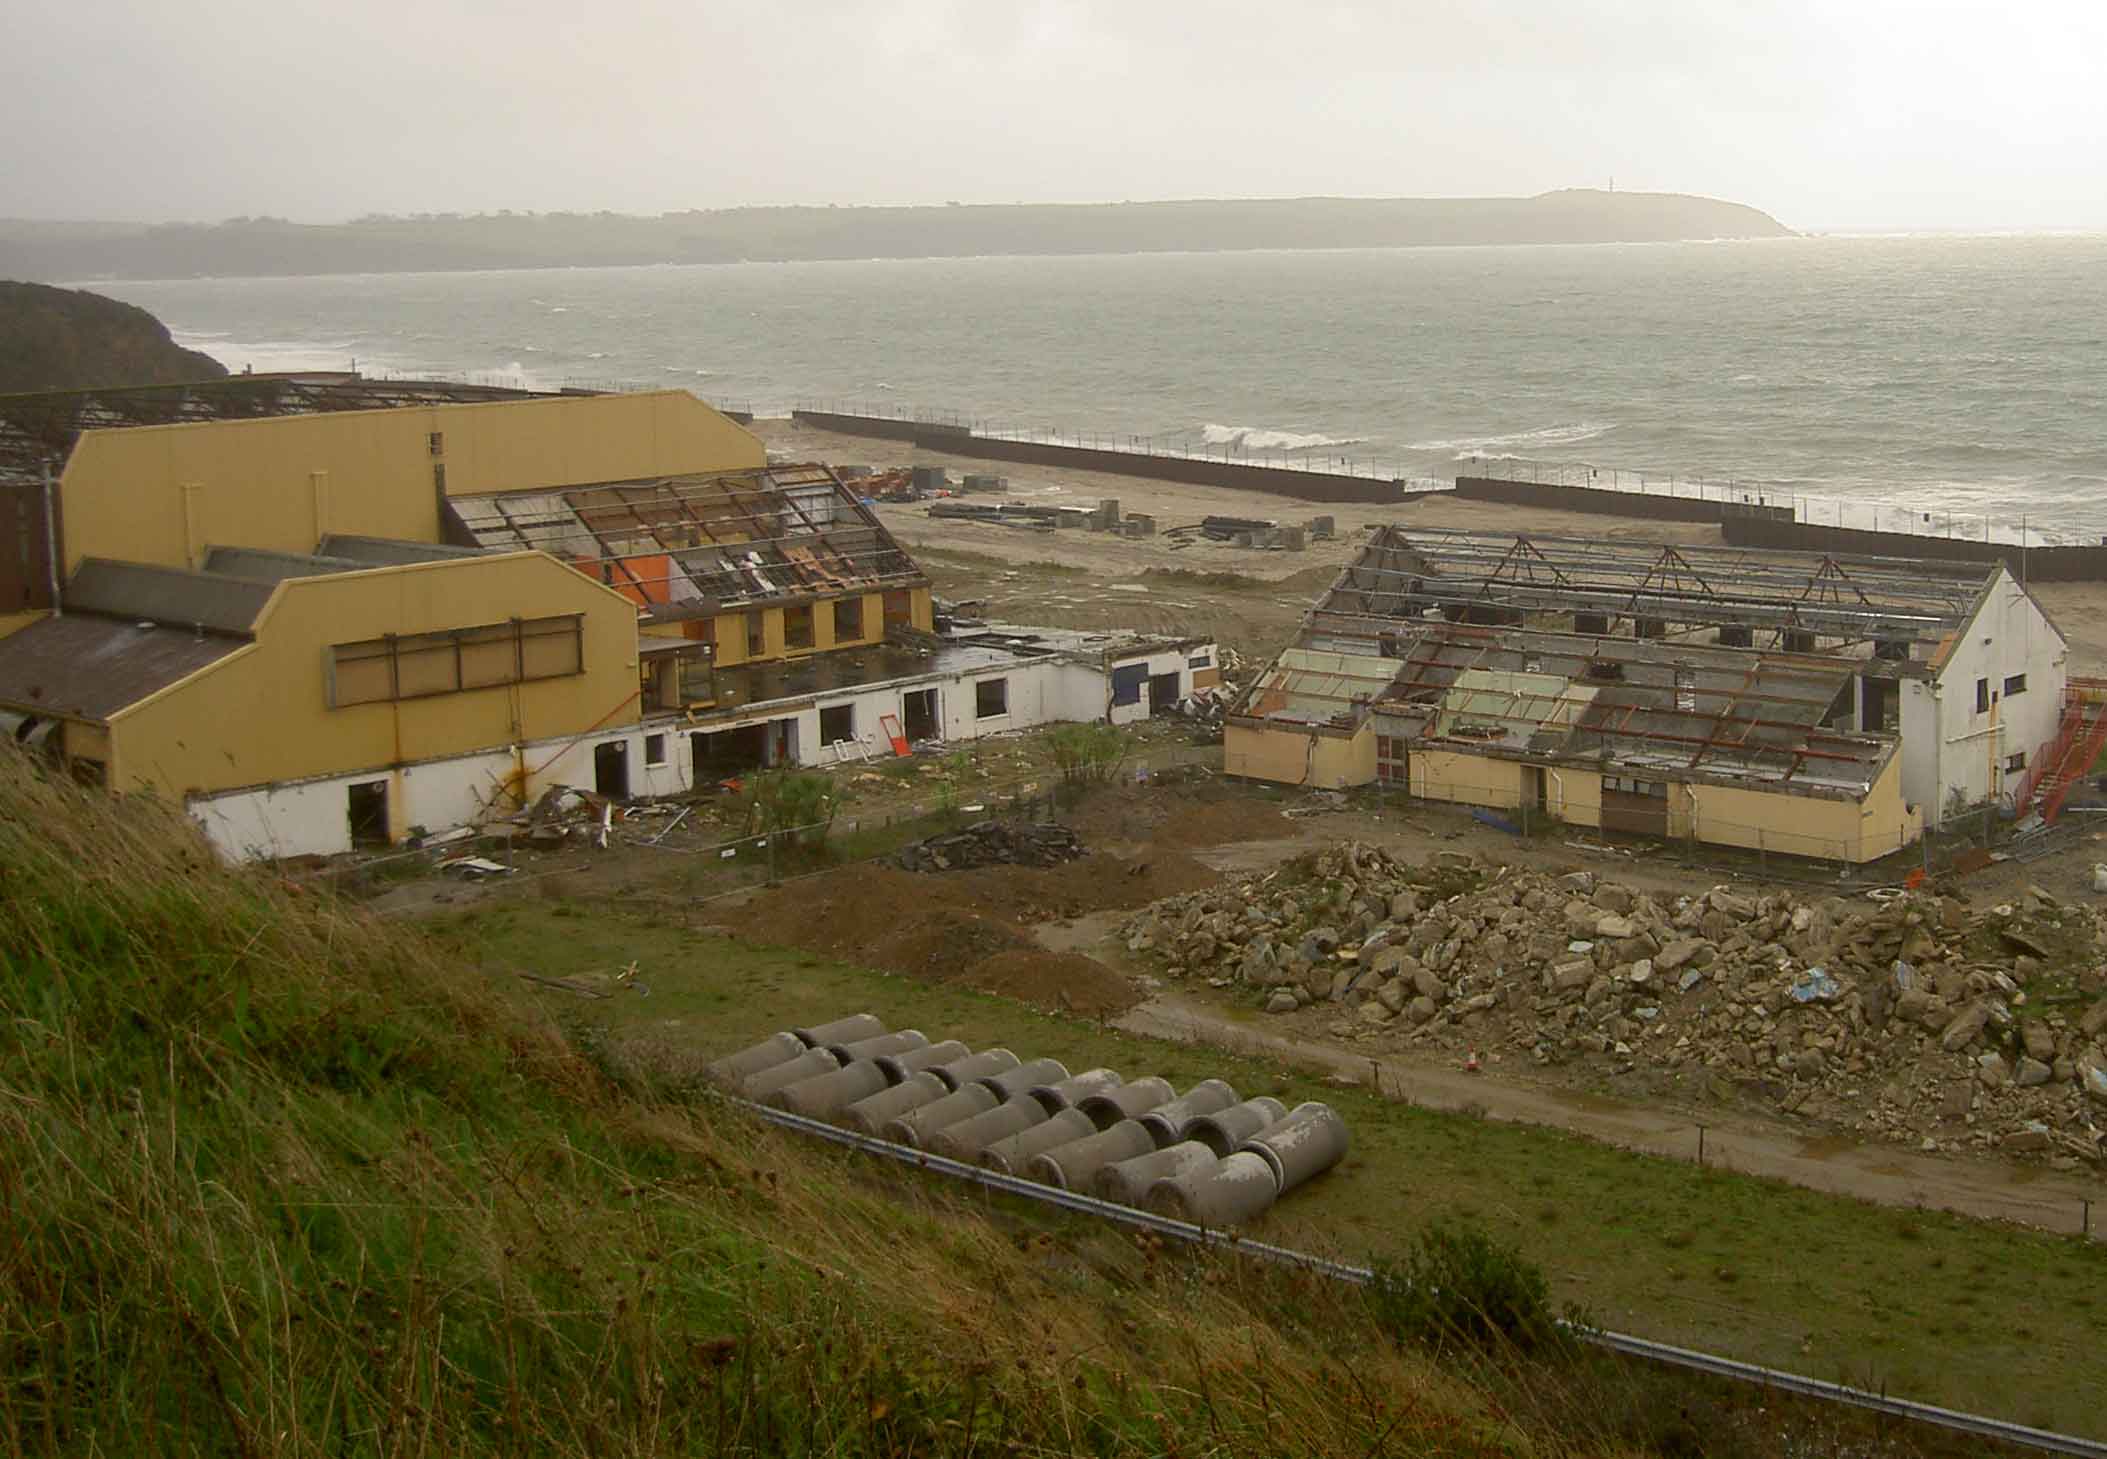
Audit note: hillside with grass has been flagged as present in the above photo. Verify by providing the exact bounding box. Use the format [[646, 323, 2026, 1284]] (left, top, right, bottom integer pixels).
[[0, 280, 227, 392]]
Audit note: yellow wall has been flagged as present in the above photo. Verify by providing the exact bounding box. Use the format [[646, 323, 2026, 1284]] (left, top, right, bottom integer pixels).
[[705, 588, 929, 668], [1544, 766, 1602, 828], [60, 391, 765, 573], [107, 552, 639, 799], [1686, 755, 1920, 864], [1409, 749, 1525, 811], [1225, 719, 1373, 787]]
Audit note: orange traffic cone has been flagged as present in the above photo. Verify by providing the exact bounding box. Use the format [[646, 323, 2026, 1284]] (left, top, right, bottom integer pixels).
[[1464, 1049, 1481, 1073]]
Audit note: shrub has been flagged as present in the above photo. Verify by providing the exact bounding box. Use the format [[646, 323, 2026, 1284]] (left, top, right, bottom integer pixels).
[[1048, 722, 1128, 789], [1367, 1219, 1577, 1356], [741, 769, 837, 846]]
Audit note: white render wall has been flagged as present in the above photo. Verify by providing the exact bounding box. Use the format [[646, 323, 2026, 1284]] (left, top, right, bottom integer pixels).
[[1907, 567, 2068, 826]]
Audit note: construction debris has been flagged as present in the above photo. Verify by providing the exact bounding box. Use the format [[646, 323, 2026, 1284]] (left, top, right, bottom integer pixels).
[[896, 819, 1085, 872], [1121, 842, 2107, 1167]]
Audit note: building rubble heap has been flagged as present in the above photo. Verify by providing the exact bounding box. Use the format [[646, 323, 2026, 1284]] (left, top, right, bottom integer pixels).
[[896, 819, 1086, 872], [1120, 843, 2107, 1167]]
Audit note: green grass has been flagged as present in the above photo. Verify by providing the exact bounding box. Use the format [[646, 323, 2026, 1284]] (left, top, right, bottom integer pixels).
[[448, 898, 2107, 1440]]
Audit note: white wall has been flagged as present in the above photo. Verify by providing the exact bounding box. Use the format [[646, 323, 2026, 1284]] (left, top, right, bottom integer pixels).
[[1921, 568, 2067, 824]]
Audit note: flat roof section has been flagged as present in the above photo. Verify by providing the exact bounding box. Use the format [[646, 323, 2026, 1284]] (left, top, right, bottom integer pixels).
[[0, 613, 247, 722]]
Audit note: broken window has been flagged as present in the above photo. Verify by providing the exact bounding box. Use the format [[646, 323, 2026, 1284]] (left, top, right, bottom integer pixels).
[[644, 733, 667, 767], [832, 595, 865, 641], [2004, 673, 2028, 697], [784, 604, 815, 651], [1976, 677, 1990, 714], [2006, 750, 2027, 773], [975, 678, 1008, 719], [330, 615, 582, 706], [746, 611, 765, 658], [819, 704, 855, 746]]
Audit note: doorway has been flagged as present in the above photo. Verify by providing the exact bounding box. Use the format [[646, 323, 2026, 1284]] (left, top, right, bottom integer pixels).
[[693, 723, 769, 784], [347, 779, 389, 848], [903, 687, 939, 741], [593, 740, 630, 798], [1148, 671, 1182, 715]]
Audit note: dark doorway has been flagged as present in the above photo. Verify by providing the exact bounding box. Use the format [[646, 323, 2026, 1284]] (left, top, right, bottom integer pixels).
[[903, 687, 939, 741], [693, 724, 769, 783], [593, 740, 630, 799], [347, 779, 389, 848], [1527, 766, 1548, 814], [1600, 777, 1669, 838], [1148, 671, 1182, 715], [1860, 676, 1893, 734]]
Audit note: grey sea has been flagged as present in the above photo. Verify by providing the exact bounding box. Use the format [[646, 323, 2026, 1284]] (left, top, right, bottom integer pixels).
[[91, 232, 2107, 535]]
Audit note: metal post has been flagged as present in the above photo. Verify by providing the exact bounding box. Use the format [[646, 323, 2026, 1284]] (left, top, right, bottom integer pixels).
[[1697, 1125, 1706, 1165], [2085, 1199, 2092, 1237], [41, 462, 61, 616]]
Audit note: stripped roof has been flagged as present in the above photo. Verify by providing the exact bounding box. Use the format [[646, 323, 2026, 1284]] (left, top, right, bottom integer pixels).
[[447, 464, 926, 619], [0, 613, 247, 721]]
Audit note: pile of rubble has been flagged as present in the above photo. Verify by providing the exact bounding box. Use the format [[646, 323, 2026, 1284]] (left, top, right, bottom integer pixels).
[[1120, 843, 2107, 1167], [897, 819, 1085, 872]]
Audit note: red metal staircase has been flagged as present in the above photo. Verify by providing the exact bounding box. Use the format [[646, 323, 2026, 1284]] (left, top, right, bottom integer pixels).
[[2017, 677, 2107, 824]]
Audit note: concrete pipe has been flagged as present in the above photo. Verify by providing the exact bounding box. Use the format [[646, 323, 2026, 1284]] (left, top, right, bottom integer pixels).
[[828, 1029, 928, 1065], [1091, 1140, 1219, 1208], [1135, 1079, 1241, 1148], [928, 1049, 1021, 1090], [1075, 1075, 1175, 1130], [979, 1058, 1071, 1101], [739, 1046, 842, 1101], [1025, 1067, 1123, 1115], [1146, 1151, 1281, 1227], [703, 1031, 805, 1089], [1236, 1102, 1350, 1197], [926, 1095, 1050, 1162], [772, 1059, 891, 1121], [843, 1071, 948, 1134], [792, 1013, 886, 1049], [1184, 1097, 1289, 1158], [884, 1082, 1000, 1147], [1024, 1119, 1156, 1191], [873, 1039, 971, 1084], [979, 1108, 1094, 1175]]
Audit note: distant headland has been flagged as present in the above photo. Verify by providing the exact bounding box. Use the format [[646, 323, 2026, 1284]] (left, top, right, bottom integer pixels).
[[0, 190, 1794, 282]]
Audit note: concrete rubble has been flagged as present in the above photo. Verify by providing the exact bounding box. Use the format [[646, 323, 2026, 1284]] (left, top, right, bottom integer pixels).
[[895, 819, 1086, 872], [1118, 841, 2107, 1168]]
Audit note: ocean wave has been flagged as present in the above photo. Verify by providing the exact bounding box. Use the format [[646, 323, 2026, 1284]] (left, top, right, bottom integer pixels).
[[1200, 422, 1364, 452], [1405, 421, 1617, 455]]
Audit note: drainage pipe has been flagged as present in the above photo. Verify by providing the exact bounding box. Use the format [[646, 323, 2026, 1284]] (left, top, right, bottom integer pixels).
[[884, 1082, 1000, 1147], [792, 1013, 885, 1048], [979, 1057, 1070, 1101], [927, 1095, 1050, 1162], [1025, 1067, 1123, 1114], [1025, 1119, 1156, 1190], [1146, 1151, 1280, 1227], [1075, 1075, 1175, 1129], [1184, 1096, 1289, 1157], [1092, 1140, 1219, 1207], [829, 1029, 928, 1065], [979, 1108, 1095, 1175], [739, 1046, 842, 1100], [843, 1071, 948, 1134], [874, 1039, 971, 1083], [704, 1031, 805, 1088], [1235, 1102, 1349, 1196], [928, 1049, 1020, 1090], [773, 1059, 891, 1121], [1135, 1079, 1240, 1148]]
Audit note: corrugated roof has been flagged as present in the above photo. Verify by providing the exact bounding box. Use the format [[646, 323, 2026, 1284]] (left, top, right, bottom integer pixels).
[[0, 614, 246, 721], [318, 534, 484, 566], [66, 559, 275, 634], [201, 546, 366, 582]]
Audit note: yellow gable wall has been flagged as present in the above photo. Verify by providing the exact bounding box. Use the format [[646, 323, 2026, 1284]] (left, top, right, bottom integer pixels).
[[1408, 749, 1523, 810], [1683, 754, 1919, 864], [1225, 719, 1373, 788], [60, 391, 766, 573], [107, 553, 640, 799]]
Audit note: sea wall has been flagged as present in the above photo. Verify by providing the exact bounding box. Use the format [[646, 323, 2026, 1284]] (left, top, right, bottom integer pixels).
[[1453, 475, 1793, 525], [1719, 513, 2107, 583], [792, 411, 1411, 505]]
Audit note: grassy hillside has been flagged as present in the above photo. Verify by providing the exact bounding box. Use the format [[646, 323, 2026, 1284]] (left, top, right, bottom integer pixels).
[[0, 191, 1793, 280], [0, 280, 227, 392]]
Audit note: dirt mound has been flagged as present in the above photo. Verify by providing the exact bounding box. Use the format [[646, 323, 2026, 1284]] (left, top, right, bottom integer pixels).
[[1064, 784, 1293, 850], [970, 949, 1138, 1016]]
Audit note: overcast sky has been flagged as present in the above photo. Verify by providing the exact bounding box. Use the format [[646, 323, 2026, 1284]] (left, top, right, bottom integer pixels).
[[4, 0, 2103, 230]]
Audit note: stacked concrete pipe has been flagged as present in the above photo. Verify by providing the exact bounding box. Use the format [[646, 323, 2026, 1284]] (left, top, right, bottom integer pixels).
[[979, 1109, 1095, 1174], [1025, 1119, 1156, 1190], [843, 1071, 949, 1133], [1184, 1097, 1289, 1157], [1092, 1140, 1219, 1207], [1235, 1102, 1349, 1196], [740, 1046, 842, 1100], [792, 1013, 886, 1048], [1146, 1151, 1281, 1227], [1075, 1076, 1175, 1130], [1135, 1079, 1240, 1148], [927, 1049, 1021, 1090], [827, 1029, 928, 1065], [885, 1082, 1000, 1147], [926, 1096, 1051, 1161], [1025, 1068, 1122, 1114], [873, 1039, 971, 1082], [704, 1031, 805, 1089], [978, 1058, 1070, 1101], [772, 1059, 890, 1121]]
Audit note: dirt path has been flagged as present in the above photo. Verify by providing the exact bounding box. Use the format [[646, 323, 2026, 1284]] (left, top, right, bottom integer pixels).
[[1116, 992, 2103, 1240]]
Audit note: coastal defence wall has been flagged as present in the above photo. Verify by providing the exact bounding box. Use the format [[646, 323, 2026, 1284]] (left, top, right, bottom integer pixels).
[[792, 411, 1409, 505], [1453, 475, 1793, 526], [1720, 513, 2107, 583]]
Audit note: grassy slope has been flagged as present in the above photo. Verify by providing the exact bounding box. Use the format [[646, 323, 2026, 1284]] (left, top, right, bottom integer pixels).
[[448, 896, 2107, 1440], [0, 755, 1652, 1458]]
